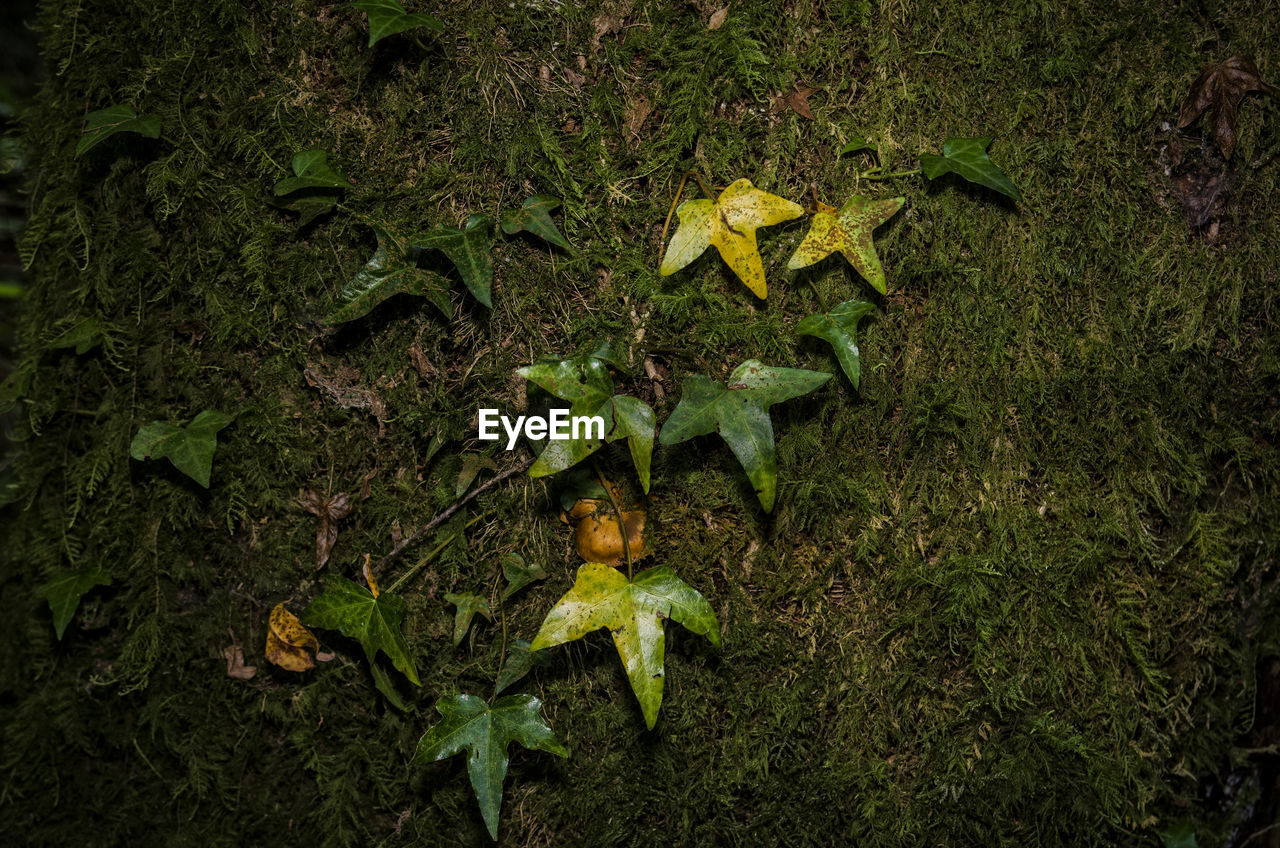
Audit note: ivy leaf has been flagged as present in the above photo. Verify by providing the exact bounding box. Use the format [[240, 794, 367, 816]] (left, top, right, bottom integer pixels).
[[352, 0, 443, 47], [273, 148, 348, 196], [1178, 55, 1279, 161], [531, 562, 720, 729], [412, 215, 495, 308], [659, 360, 830, 513], [456, 453, 497, 498], [499, 195, 571, 249], [920, 136, 1021, 201], [324, 226, 452, 325], [786, 195, 904, 294], [501, 553, 546, 600], [796, 300, 876, 390], [445, 592, 492, 647], [129, 409, 234, 488], [518, 351, 655, 492], [839, 137, 875, 157], [659, 178, 803, 299], [412, 694, 567, 840], [302, 575, 420, 685], [494, 639, 549, 695], [36, 568, 111, 639], [75, 105, 162, 158]]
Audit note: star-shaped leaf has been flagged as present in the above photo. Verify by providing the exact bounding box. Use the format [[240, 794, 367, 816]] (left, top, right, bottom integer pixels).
[[786, 195, 904, 294], [494, 639, 549, 695], [324, 226, 452, 324], [445, 592, 492, 647], [839, 136, 876, 157], [75, 105, 162, 158], [48, 318, 103, 354], [352, 0, 443, 47], [501, 553, 546, 600], [796, 300, 876, 389], [920, 136, 1021, 201], [273, 148, 348, 196], [518, 349, 655, 492], [531, 562, 720, 729], [37, 568, 111, 639], [658, 360, 830, 512], [659, 178, 803, 299], [129, 409, 234, 488], [302, 575, 420, 685], [412, 215, 495, 308], [1178, 55, 1279, 161], [499, 194, 571, 249], [413, 694, 566, 839]]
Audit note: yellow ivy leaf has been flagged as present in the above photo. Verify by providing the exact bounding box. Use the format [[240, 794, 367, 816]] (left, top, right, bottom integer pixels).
[[786, 195, 904, 294], [659, 178, 803, 299], [265, 602, 320, 672]]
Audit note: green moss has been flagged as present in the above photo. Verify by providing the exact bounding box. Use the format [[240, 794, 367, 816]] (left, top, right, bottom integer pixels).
[[2, 0, 1279, 845]]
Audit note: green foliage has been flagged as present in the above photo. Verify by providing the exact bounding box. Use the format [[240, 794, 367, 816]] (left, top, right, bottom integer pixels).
[[128, 410, 233, 488], [412, 215, 495, 308], [786, 195, 904, 294], [272, 148, 348, 195], [518, 347, 656, 493], [919, 136, 1022, 201], [796, 300, 876, 389], [659, 360, 831, 512], [351, 0, 443, 47], [445, 592, 491, 647], [47, 317, 102, 354], [531, 562, 721, 729], [302, 576, 420, 685], [494, 639, 548, 695], [36, 568, 111, 639], [839, 137, 875, 157], [74, 104, 161, 158], [499, 194, 571, 249], [413, 694, 567, 839], [324, 225, 451, 324], [500, 553, 545, 600]]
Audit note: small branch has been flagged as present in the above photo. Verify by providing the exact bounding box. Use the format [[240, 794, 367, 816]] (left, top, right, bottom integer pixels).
[[385, 514, 484, 596], [375, 454, 533, 574]]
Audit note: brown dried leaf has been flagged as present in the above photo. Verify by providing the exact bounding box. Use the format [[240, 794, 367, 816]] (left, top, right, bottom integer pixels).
[[1178, 55, 1279, 161], [223, 636, 257, 680], [362, 555, 381, 599], [772, 85, 819, 120], [304, 362, 388, 431], [265, 603, 320, 672], [708, 6, 729, 30], [298, 490, 353, 570], [623, 94, 652, 142]]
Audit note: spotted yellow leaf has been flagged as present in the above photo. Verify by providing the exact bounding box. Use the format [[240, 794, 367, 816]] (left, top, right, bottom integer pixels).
[[786, 195, 904, 294], [659, 178, 803, 299]]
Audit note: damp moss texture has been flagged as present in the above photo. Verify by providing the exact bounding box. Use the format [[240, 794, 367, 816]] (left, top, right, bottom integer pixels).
[[2, 0, 1279, 845]]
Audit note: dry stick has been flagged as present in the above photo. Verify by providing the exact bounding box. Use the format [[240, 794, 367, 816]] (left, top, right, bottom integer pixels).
[[375, 454, 534, 575], [385, 514, 485, 596], [594, 465, 634, 580]]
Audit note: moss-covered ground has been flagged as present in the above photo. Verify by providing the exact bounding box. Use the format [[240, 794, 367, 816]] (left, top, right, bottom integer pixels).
[[2, 0, 1279, 845]]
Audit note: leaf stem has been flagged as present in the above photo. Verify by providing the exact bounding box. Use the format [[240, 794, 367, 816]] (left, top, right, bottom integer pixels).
[[594, 465, 633, 580], [857, 168, 922, 181], [659, 170, 715, 259], [386, 513, 485, 596]]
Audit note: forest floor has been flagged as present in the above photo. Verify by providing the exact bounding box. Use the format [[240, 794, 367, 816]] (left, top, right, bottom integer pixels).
[[2, 0, 1280, 846]]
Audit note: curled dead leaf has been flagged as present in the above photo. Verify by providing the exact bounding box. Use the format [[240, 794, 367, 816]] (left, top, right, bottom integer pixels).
[[362, 554, 381, 598], [708, 6, 729, 30], [298, 490, 353, 570], [266, 602, 320, 672], [1178, 55, 1279, 161], [223, 643, 257, 680]]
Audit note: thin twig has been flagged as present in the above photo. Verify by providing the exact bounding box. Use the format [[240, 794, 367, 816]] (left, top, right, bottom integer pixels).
[[857, 168, 923, 181], [375, 454, 532, 574], [385, 514, 485, 596], [594, 465, 633, 580]]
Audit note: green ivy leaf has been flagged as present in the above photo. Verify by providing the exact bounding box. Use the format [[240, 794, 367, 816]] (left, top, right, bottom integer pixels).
[[412, 694, 567, 840], [494, 639, 549, 695], [302, 575, 420, 685], [445, 592, 492, 647], [36, 568, 111, 639], [920, 136, 1022, 201], [531, 562, 720, 729], [129, 409, 234, 488], [352, 0, 443, 47], [518, 350, 656, 493], [75, 105, 162, 158], [456, 453, 497, 498], [796, 300, 876, 390], [412, 215, 495, 308], [324, 226, 452, 325], [839, 136, 875, 157], [48, 318, 103, 355], [273, 148, 348, 196], [500, 553, 546, 600], [499, 195, 571, 249], [659, 360, 830, 512]]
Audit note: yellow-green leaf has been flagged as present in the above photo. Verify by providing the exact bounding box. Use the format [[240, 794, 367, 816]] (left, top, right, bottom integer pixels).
[[786, 195, 904, 294]]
